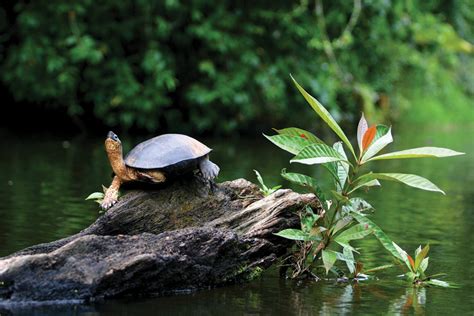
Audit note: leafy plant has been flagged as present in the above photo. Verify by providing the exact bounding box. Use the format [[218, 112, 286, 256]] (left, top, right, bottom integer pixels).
[[85, 184, 109, 207], [254, 170, 282, 197], [392, 243, 455, 287], [85, 192, 104, 204], [267, 76, 464, 286]]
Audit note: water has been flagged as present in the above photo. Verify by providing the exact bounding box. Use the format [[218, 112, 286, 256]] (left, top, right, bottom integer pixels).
[[0, 123, 473, 315]]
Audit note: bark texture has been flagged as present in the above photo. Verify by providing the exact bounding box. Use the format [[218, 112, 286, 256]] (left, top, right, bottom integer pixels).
[[0, 176, 321, 304]]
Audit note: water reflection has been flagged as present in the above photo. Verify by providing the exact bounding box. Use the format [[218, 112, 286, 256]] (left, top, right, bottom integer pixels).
[[0, 123, 473, 315], [388, 287, 426, 315]]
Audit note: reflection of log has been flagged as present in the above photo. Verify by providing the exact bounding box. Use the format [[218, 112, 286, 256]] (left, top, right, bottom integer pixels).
[[0, 176, 322, 303]]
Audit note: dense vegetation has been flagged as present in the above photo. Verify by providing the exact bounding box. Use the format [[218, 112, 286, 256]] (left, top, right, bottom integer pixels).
[[0, 1, 472, 134]]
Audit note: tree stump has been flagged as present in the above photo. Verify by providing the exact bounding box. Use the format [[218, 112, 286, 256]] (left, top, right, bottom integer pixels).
[[0, 176, 322, 303]]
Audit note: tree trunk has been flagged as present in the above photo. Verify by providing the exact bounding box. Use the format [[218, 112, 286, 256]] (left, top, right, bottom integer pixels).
[[0, 176, 322, 303]]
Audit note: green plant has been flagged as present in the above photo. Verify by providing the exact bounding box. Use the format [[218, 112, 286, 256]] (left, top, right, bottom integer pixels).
[[1, 2, 472, 133], [392, 243, 455, 287], [267, 76, 464, 286], [254, 169, 281, 197], [85, 185, 108, 210], [85, 191, 104, 204]]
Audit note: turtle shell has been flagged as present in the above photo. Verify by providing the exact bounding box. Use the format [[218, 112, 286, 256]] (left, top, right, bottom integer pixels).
[[124, 134, 211, 169]]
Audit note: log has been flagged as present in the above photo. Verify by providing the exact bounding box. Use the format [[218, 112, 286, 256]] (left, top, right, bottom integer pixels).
[[0, 176, 322, 304]]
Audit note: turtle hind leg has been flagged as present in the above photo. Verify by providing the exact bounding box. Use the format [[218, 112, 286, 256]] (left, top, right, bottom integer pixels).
[[199, 156, 220, 180], [136, 170, 166, 183]]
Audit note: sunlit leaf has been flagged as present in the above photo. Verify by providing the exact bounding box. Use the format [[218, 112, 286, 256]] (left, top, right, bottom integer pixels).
[[354, 172, 445, 194], [415, 244, 430, 271], [425, 279, 452, 288], [334, 240, 359, 254], [291, 143, 349, 165], [281, 169, 326, 201], [253, 169, 269, 192], [357, 113, 368, 155], [332, 216, 353, 235], [343, 246, 356, 274], [334, 224, 373, 243], [361, 127, 393, 163], [274, 229, 308, 241], [392, 242, 412, 270], [351, 212, 403, 261], [273, 127, 323, 144], [420, 257, 429, 273], [333, 142, 350, 191], [364, 264, 396, 273], [85, 192, 105, 200], [341, 198, 374, 214], [322, 249, 338, 274], [264, 134, 313, 155], [335, 251, 356, 264], [290, 75, 356, 158], [331, 190, 349, 203], [348, 179, 381, 194], [368, 147, 465, 162]]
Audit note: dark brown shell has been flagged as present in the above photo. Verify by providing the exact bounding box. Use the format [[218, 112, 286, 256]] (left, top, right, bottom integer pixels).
[[124, 134, 211, 169]]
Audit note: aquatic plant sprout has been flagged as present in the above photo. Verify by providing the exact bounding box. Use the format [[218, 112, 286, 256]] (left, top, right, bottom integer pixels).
[[265, 76, 464, 286]]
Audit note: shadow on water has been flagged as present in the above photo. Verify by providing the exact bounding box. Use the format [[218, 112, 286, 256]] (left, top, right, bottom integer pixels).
[[0, 123, 472, 315]]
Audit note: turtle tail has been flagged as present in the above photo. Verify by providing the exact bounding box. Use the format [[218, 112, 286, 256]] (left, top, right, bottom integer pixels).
[[199, 157, 220, 180]]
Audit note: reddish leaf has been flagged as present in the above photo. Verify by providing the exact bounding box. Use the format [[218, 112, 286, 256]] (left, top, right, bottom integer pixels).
[[362, 126, 377, 151], [407, 254, 415, 270]]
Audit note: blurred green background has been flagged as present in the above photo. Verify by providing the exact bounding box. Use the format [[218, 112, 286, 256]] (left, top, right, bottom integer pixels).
[[0, 0, 472, 134]]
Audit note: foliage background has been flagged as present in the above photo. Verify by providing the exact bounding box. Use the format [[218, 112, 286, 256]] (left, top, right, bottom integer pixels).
[[0, 0, 472, 134]]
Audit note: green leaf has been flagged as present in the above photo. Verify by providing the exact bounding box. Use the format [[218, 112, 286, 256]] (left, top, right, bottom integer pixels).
[[350, 212, 403, 261], [331, 190, 349, 203], [273, 229, 308, 241], [415, 244, 430, 271], [85, 192, 105, 200], [333, 142, 350, 191], [343, 247, 356, 274], [361, 127, 393, 163], [332, 216, 353, 235], [367, 147, 465, 162], [425, 279, 452, 288], [392, 242, 413, 270], [301, 206, 321, 232], [348, 179, 381, 194], [420, 257, 429, 273], [364, 264, 396, 273], [253, 169, 269, 192], [291, 143, 349, 165], [290, 75, 356, 159], [341, 198, 374, 214], [322, 250, 338, 274], [273, 127, 323, 144], [357, 113, 368, 155], [334, 224, 373, 243], [280, 169, 326, 201], [264, 134, 313, 155], [354, 172, 445, 194]]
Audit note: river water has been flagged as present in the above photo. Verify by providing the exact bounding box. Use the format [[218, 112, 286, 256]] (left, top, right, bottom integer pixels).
[[0, 122, 472, 315]]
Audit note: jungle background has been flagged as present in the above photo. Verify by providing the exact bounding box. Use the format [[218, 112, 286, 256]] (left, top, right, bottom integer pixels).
[[0, 0, 472, 135]]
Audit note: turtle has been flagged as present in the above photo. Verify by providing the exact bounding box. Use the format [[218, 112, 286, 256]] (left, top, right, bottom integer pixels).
[[101, 131, 220, 209]]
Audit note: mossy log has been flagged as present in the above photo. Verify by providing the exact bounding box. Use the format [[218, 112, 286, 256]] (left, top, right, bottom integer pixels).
[[0, 176, 321, 304]]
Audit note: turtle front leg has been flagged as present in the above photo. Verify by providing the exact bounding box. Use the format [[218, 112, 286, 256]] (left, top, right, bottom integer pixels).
[[101, 175, 122, 210]]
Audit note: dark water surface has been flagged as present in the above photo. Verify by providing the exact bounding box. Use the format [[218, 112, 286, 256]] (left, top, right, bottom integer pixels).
[[0, 123, 473, 315]]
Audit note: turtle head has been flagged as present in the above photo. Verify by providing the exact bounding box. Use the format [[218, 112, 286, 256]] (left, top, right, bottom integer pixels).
[[105, 131, 122, 153]]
